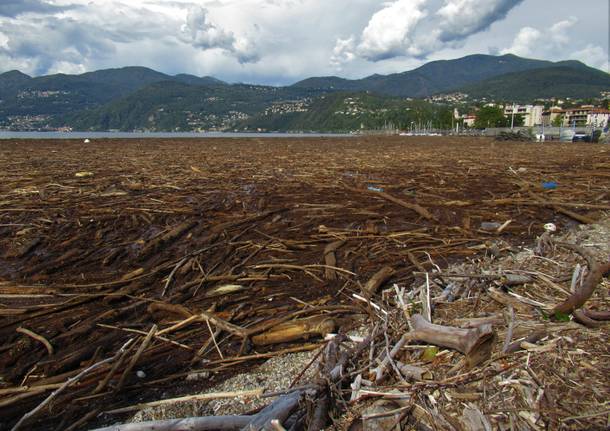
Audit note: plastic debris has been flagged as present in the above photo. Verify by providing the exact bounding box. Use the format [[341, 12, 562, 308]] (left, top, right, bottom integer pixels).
[[84, 138, 91, 144], [480, 222, 502, 231], [367, 186, 384, 192], [75, 171, 94, 178], [542, 181, 557, 190], [136, 370, 146, 378], [544, 223, 557, 232]]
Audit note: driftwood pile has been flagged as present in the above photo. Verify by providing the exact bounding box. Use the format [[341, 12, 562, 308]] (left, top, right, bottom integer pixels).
[[495, 131, 533, 142], [0, 137, 609, 430]]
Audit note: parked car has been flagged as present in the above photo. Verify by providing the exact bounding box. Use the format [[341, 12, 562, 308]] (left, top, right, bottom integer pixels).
[[572, 133, 587, 142]]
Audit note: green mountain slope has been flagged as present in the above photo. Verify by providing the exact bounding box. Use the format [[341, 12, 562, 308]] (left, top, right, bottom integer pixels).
[[458, 66, 610, 101], [292, 54, 590, 97], [238, 92, 454, 132], [66, 81, 320, 131], [0, 70, 31, 96], [0, 67, 231, 123]]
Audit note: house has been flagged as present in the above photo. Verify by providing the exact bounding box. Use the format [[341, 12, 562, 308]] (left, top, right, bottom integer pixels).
[[562, 106, 610, 128], [463, 114, 477, 127], [542, 106, 564, 127], [503, 104, 544, 127]]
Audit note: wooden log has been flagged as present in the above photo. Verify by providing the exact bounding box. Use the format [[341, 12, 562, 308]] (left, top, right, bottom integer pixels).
[[15, 327, 53, 355], [91, 416, 251, 431], [147, 302, 194, 319], [116, 324, 157, 390], [409, 314, 494, 357], [583, 309, 610, 320], [104, 389, 263, 415], [242, 390, 303, 431], [138, 220, 197, 260], [552, 243, 610, 315], [198, 310, 248, 339], [363, 266, 395, 297], [252, 315, 336, 346], [344, 186, 437, 221], [323, 240, 345, 280]]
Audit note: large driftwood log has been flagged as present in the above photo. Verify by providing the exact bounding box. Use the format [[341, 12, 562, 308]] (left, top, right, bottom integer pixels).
[[92, 416, 252, 431], [374, 315, 495, 382], [242, 390, 303, 430], [552, 243, 610, 315], [409, 314, 494, 357], [252, 315, 336, 346]]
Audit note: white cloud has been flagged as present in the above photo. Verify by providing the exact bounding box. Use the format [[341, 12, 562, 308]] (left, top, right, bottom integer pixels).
[[182, 7, 239, 53], [571, 44, 610, 72], [332, 0, 524, 66], [501, 26, 541, 57], [357, 0, 428, 61], [501, 16, 609, 70], [330, 37, 356, 69], [436, 0, 524, 41]]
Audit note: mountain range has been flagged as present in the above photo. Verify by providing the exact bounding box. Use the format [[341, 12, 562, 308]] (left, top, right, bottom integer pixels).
[[0, 54, 608, 132]]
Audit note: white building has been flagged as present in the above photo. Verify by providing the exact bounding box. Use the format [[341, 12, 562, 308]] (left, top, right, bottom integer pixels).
[[463, 114, 477, 128], [561, 106, 610, 128], [587, 110, 610, 128], [503, 104, 544, 127]]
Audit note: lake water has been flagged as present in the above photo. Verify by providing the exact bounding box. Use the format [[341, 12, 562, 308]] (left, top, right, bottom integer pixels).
[[0, 131, 351, 140]]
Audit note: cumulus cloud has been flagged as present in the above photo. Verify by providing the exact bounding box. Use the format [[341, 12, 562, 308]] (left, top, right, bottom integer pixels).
[[570, 44, 609, 71], [330, 37, 356, 69], [436, 0, 524, 42], [501, 16, 609, 70], [501, 17, 576, 58], [357, 0, 428, 61], [181, 7, 258, 63], [332, 0, 524, 66], [500, 26, 541, 57]]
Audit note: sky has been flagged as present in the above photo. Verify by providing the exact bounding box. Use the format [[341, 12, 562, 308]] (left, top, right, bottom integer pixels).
[[0, 0, 608, 85]]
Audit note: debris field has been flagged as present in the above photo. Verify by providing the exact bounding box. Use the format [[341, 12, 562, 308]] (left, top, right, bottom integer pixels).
[[0, 136, 609, 430]]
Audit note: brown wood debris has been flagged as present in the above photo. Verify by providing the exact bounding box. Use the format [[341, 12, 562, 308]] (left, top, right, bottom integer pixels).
[[0, 137, 608, 430]]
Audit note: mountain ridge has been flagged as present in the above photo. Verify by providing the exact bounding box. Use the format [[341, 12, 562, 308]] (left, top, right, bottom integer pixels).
[[291, 54, 598, 97], [0, 54, 607, 132]]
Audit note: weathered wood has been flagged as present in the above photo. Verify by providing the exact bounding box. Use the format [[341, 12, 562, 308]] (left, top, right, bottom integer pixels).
[[363, 266, 395, 297], [344, 185, 437, 221], [252, 315, 336, 346], [138, 220, 198, 260], [552, 244, 610, 315], [323, 240, 345, 280], [409, 314, 494, 357], [91, 416, 252, 431]]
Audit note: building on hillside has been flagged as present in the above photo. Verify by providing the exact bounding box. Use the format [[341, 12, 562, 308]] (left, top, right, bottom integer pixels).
[[463, 114, 477, 128], [503, 104, 544, 127], [562, 106, 610, 128], [586, 109, 610, 128], [542, 106, 565, 127]]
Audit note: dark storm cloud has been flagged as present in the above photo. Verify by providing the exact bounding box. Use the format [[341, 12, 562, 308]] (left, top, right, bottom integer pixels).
[[0, 0, 75, 17], [0, 16, 115, 75]]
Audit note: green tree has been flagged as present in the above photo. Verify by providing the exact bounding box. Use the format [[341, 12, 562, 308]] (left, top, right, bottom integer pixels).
[[473, 106, 508, 129], [551, 115, 563, 127]]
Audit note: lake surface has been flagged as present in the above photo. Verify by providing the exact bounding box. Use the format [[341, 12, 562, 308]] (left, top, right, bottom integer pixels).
[[0, 131, 352, 140]]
